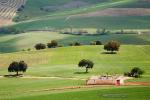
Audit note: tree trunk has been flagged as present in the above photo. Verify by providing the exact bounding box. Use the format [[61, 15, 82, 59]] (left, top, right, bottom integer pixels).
[[111, 50, 114, 54], [16, 71, 19, 76], [86, 68, 88, 73]]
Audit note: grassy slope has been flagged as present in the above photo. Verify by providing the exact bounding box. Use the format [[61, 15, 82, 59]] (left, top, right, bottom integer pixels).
[[0, 45, 150, 99], [0, 32, 150, 53], [0, 45, 150, 78]]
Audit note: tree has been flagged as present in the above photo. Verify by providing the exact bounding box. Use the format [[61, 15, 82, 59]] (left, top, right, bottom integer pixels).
[[95, 41, 102, 45], [35, 43, 46, 50], [74, 42, 81, 46], [104, 40, 120, 53], [8, 61, 28, 76], [130, 67, 144, 78], [47, 40, 58, 48], [78, 59, 94, 73]]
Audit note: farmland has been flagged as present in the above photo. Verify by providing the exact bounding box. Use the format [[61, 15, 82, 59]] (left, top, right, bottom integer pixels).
[[0, 45, 150, 99], [0, 0, 150, 100]]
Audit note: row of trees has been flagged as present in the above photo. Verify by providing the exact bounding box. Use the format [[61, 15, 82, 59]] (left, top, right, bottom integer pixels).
[[34, 40, 58, 50], [34, 40, 120, 54]]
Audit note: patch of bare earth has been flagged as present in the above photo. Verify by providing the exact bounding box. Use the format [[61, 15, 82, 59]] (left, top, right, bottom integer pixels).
[[69, 8, 150, 18], [0, 18, 14, 26]]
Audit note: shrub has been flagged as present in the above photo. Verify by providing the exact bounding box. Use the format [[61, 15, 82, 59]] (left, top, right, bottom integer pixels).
[[124, 67, 144, 78], [35, 43, 46, 50], [74, 42, 81, 46], [69, 42, 81, 46], [47, 40, 58, 48], [95, 41, 102, 45]]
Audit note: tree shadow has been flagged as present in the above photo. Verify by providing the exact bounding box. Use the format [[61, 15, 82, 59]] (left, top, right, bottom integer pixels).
[[3, 74, 23, 78], [101, 52, 117, 54], [74, 72, 88, 74]]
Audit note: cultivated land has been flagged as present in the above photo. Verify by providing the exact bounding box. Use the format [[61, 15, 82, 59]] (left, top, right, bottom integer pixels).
[[0, 0, 150, 100]]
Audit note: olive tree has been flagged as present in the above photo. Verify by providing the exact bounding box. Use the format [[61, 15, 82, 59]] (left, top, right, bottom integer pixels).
[[78, 59, 94, 73], [104, 40, 120, 53], [8, 61, 28, 76]]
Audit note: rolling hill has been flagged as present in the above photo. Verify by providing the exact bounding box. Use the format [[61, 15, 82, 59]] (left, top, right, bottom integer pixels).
[[0, 0, 149, 30], [0, 31, 150, 53], [0, 45, 150, 99]]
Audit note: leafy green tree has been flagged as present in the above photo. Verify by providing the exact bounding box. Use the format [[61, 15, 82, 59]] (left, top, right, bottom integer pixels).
[[8, 61, 28, 76], [104, 40, 120, 53], [78, 59, 94, 73]]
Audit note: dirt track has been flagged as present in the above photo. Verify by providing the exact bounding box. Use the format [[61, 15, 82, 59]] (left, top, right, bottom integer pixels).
[[125, 82, 150, 86]]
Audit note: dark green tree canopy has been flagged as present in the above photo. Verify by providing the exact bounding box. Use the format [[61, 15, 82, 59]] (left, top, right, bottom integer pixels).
[[8, 61, 28, 75], [35, 43, 46, 50], [131, 67, 144, 78], [47, 40, 58, 48], [78, 59, 94, 73], [104, 40, 120, 53]]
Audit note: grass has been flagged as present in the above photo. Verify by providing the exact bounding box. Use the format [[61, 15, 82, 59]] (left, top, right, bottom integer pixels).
[[0, 45, 149, 99], [0, 78, 84, 100], [0, 45, 150, 78], [7, 86, 150, 100], [11, 16, 150, 31], [0, 31, 150, 53]]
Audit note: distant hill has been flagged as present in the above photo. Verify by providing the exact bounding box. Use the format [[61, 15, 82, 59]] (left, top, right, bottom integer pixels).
[[0, 0, 150, 30]]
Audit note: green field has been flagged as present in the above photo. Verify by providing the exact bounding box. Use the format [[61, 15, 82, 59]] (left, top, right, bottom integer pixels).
[[0, 45, 150, 99], [0, 31, 150, 53], [11, 86, 150, 100], [0, 45, 150, 78], [0, 0, 150, 99]]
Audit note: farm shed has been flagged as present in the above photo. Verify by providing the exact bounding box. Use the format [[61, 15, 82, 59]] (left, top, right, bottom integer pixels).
[[86, 75, 125, 86]]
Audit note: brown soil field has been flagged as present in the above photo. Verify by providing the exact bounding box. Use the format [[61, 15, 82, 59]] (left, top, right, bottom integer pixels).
[[70, 8, 150, 18], [0, 18, 14, 26]]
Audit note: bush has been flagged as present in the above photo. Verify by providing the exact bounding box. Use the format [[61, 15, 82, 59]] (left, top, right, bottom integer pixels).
[[90, 41, 102, 45], [74, 42, 81, 46], [35, 43, 46, 50], [47, 40, 58, 48], [124, 67, 144, 78], [95, 41, 102, 45], [69, 42, 81, 46]]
